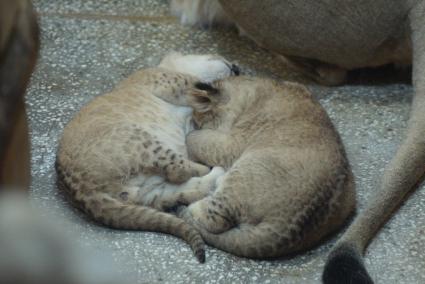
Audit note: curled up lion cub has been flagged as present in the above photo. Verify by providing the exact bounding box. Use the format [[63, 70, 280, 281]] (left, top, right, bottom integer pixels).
[[57, 51, 355, 261], [179, 77, 356, 258], [56, 53, 239, 262]]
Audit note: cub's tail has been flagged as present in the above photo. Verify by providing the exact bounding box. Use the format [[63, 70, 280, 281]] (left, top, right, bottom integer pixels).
[[84, 192, 206, 263], [322, 243, 373, 284], [193, 222, 297, 259], [56, 166, 205, 262]]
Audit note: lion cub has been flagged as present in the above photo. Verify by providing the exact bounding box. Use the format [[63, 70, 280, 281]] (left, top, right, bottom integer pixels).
[[56, 53, 239, 262], [180, 77, 356, 258]]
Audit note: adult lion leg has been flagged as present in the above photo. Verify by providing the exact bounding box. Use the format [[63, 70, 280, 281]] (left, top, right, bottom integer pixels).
[[279, 55, 348, 86], [0, 0, 38, 189], [323, 4, 425, 284], [170, 0, 232, 28]]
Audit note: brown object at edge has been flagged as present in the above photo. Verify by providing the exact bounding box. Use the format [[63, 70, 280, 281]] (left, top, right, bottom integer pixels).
[[0, 0, 39, 190]]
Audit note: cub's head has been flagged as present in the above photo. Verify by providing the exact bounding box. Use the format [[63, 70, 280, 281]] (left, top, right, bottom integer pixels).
[[187, 77, 262, 129], [159, 52, 240, 82]]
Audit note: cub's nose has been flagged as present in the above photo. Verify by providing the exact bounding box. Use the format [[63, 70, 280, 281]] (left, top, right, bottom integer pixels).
[[230, 64, 240, 76]]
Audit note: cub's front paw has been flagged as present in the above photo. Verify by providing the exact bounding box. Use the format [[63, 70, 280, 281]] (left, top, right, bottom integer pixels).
[[166, 161, 210, 184]]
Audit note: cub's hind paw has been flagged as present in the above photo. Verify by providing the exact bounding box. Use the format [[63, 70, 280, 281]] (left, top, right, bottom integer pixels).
[[184, 198, 233, 234], [176, 205, 189, 218]]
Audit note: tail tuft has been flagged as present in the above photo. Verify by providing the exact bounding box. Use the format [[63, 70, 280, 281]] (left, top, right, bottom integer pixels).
[[187, 228, 205, 263], [322, 243, 374, 284], [196, 248, 205, 263]]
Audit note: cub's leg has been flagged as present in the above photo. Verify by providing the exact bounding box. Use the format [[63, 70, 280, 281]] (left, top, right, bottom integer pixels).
[[117, 126, 210, 184], [159, 155, 211, 184], [178, 174, 235, 234], [186, 129, 242, 168], [323, 4, 425, 284], [179, 197, 233, 234], [142, 166, 225, 210]]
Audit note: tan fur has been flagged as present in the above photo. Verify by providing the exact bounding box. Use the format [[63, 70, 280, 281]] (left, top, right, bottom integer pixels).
[[178, 77, 356, 258], [56, 54, 237, 262], [172, 0, 413, 85], [172, 1, 425, 280]]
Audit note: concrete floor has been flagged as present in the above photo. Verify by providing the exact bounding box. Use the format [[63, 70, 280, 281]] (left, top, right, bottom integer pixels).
[[27, 0, 424, 283]]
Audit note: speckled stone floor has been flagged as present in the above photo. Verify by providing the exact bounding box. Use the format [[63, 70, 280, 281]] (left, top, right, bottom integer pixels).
[[27, 1, 424, 283]]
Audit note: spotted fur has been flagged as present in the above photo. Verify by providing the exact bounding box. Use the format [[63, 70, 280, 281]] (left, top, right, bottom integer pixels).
[[179, 76, 356, 258], [56, 53, 237, 262]]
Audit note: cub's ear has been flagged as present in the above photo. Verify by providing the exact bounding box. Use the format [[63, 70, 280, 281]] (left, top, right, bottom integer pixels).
[[188, 82, 220, 113]]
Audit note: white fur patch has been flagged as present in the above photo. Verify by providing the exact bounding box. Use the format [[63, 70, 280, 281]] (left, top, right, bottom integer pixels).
[[159, 53, 233, 82]]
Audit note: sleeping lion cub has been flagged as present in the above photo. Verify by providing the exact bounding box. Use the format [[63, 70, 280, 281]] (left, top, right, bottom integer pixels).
[[56, 53, 239, 262], [179, 77, 356, 258]]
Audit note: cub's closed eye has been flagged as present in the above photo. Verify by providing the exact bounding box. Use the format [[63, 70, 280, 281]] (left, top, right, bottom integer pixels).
[[194, 82, 219, 95], [195, 96, 211, 104]]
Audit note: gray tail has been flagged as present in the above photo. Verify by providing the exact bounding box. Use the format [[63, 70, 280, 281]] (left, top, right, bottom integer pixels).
[[82, 192, 205, 263], [322, 243, 373, 284]]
